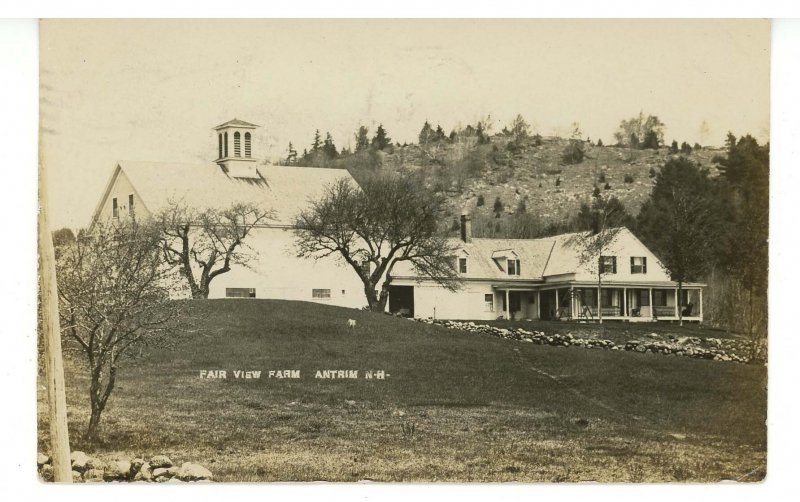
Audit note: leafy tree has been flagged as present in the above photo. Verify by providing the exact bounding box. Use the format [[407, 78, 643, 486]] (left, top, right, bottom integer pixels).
[[562, 139, 585, 164], [636, 157, 726, 325], [354, 126, 370, 152], [614, 112, 665, 149], [371, 124, 391, 150], [52, 227, 76, 248], [693, 142, 702, 151], [680, 141, 693, 155], [157, 201, 274, 299], [56, 219, 189, 440], [294, 175, 460, 311], [509, 114, 530, 141], [670, 140, 679, 153]]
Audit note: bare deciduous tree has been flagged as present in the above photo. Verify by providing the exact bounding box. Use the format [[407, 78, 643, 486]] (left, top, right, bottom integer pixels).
[[568, 195, 626, 324], [294, 175, 461, 312], [56, 219, 191, 440], [157, 201, 274, 299]]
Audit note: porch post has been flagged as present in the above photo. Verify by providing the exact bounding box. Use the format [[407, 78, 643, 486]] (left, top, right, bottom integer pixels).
[[505, 289, 510, 320], [699, 289, 703, 322], [649, 288, 654, 320], [674, 287, 679, 318], [623, 287, 627, 317], [537, 289, 541, 319], [555, 288, 560, 316], [570, 286, 574, 319]]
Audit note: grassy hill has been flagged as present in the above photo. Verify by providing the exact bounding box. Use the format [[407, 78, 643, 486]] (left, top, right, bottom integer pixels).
[[39, 300, 765, 482], [337, 136, 725, 236]]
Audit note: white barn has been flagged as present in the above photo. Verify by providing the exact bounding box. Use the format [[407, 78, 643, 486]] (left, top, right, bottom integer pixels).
[[390, 215, 705, 322], [90, 119, 367, 308]]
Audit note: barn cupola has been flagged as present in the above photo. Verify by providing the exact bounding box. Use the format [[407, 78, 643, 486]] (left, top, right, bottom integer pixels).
[[213, 118, 260, 179]]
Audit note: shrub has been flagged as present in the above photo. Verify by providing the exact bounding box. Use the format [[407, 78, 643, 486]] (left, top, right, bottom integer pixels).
[[649, 167, 657, 177], [516, 200, 527, 214], [604, 182, 611, 190], [476, 194, 485, 207], [592, 186, 601, 198], [598, 172, 606, 183], [624, 173, 634, 183], [555, 177, 562, 187], [493, 196, 503, 215], [561, 140, 585, 164]]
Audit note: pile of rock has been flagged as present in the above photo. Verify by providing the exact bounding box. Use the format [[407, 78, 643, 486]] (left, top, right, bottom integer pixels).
[[37, 452, 213, 483], [416, 318, 751, 364]]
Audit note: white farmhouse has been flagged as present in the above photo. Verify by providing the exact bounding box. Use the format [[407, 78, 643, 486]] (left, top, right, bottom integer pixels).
[[90, 119, 366, 308], [390, 214, 705, 322]]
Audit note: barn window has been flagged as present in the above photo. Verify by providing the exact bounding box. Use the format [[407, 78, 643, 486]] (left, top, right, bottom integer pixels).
[[218, 133, 223, 158], [226, 288, 256, 298], [631, 256, 647, 274], [312, 289, 331, 299], [484, 294, 494, 312], [112, 197, 118, 218], [459, 257, 468, 274], [128, 194, 134, 215], [224, 132, 229, 157], [244, 132, 252, 157]]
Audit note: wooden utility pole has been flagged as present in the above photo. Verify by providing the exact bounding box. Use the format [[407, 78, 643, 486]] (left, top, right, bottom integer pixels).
[[38, 167, 72, 482]]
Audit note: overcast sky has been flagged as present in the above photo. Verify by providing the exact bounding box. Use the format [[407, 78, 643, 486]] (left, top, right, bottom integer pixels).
[[40, 19, 770, 229]]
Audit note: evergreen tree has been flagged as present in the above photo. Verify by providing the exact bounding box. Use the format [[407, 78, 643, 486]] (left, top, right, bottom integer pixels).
[[670, 140, 679, 153], [372, 124, 391, 150], [418, 121, 435, 145], [493, 196, 503, 217], [286, 142, 298, 164], [311, 129, 322, 152], [435, 124, 447, 142], [680, 141, 693, 155], [636, 157, 727, 325]]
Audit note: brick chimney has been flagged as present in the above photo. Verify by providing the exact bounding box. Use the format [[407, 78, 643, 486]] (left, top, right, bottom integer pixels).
[[460, 213, 472, 243]]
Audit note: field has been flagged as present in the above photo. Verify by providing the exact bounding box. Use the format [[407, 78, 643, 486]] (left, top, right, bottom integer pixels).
[[38, 299, 766, 482]]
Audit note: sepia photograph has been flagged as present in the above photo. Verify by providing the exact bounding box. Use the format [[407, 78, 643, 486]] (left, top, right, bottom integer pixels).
[[34, 18, 770, 483]]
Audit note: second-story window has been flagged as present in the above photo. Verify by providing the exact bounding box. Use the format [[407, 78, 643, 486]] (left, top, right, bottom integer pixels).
[[128, 194, 134, 215], [112, 197, 118, 218], [600, 255, 617, 274], [631, 256, 647, 274], [459, 257, 468, 274], [507, 259, 520, 276]]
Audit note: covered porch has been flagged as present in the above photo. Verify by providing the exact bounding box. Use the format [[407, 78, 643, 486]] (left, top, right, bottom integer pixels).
[[538, 283, 704, 322]]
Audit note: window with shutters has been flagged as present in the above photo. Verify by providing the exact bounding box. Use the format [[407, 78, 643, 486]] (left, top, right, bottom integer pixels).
[[631, 256, 647, 274], [459, 257, 468, 274], [244, 132, 252, 157], [600, 255, 617, 274], [234, 131, 241, 157]]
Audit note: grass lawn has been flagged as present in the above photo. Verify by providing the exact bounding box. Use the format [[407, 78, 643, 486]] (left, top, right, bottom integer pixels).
[[38, 299, 766, 482]]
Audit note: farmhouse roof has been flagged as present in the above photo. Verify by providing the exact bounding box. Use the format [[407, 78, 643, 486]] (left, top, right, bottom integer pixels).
[[393, 228, 639, 281], [93, 161, 353, 226]]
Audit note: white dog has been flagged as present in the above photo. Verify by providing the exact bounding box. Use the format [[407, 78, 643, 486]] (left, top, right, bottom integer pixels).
[[347, 319, 357, 329]]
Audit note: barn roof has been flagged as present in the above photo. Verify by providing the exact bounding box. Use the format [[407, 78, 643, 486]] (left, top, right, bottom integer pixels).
[[93, 161, 353, 226]]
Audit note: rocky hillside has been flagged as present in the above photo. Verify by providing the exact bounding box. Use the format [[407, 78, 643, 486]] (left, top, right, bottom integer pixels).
[[349, 135, 725, 236]]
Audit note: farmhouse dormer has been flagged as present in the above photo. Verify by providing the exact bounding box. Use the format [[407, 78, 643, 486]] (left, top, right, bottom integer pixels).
[[214, 118, 260, 179], [491, 249, 521, 276]]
